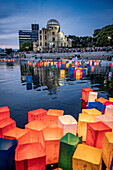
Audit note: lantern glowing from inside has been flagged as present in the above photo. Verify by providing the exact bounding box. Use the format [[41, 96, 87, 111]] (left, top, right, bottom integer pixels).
[[102, 132, 113, 169], [88, 92, 98, 102], [82, 88, 93, 102], [4, 127, 29, 141], [0, 138, 17, 170], [82, 108, 102, 116], [91, 66, 94, 72], [58, 133, 82, 170], [86, 122, 112, 149], [58, 115, 77, 136], [28, 108, 47, 123], [109, 97, 113, 102], [76, 75, 82, 80], [47, 109, 64, 127], [95, 115, 113, 129], [15, 143, 46, 170], [95, 97, 108, 104], [72, 144, 102, 170], [25, 120, 48, 147], [60, 70, 65, 78], [0, 117, 16, 138], [88, 102, 105, 114], [105, 105, 113, 118], [0, 106, 10, 120], [42, 127, 63, 165], [78, 113, 97, 141]]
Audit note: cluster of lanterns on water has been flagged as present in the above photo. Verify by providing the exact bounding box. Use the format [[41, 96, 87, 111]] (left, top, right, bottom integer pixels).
[[0, 87, 113, 170]]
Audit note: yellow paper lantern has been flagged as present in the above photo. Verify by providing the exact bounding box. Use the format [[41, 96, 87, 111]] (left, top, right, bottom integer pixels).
[[82, 108, 102, 116], [78, 113, 97, 141], [102, 132, 113, 169], [72, 144, 102, 170], [109, 97, 113, 102]]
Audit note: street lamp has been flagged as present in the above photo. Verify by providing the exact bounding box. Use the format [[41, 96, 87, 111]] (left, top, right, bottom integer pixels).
[[108, 36, 111, 46]]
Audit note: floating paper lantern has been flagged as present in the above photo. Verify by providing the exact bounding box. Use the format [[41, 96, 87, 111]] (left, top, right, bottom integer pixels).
[[105, 105, 113, 118], [58, 115, 77, 136], [25, 120, 48, 148], [82, 108, 102, 116], [102, 132, 113, 169], [88, 102, 105, 114], [95, 115, 113, 129], [47, 109, 64, 127], [26, 76, 32, 83], [0, 106, 10, 120], [72, 144, 102, 170], [58, 133, 82, 170], [76, 75, 82, 80], [15, 142, 46, 170], [4, 127, 29, 141], [109, 97, 113, 102], [82, 88, 93, 102], [95, 97, 108, 104], [86, 122, 112, 149], [43, 127, 63, 165], [28, 108, 47, 122], [0, 138, 17, 170], [88, 92, 98, 102], [0, 117, 16, 138], [78, 113, 97, 141]]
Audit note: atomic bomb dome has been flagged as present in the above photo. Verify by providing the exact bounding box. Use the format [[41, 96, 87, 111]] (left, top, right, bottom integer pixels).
[[33, 19, 72, 51], [47, 19, 60, 27]]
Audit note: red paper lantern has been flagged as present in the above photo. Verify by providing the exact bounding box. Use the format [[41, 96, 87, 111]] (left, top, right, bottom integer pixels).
[[0, 106, 10, 120], [15, 143, 46, 170], [82, 88, 93, 102], [0, 117, 16, 138], [86, 122, 112, 149], [28, 108, 47, 122]]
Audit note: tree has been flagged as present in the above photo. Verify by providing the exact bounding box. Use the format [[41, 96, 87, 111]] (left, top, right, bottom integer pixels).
[[5, 48, 13, 55], [20, 41, 33, 51], [93, 25, 113, 46]]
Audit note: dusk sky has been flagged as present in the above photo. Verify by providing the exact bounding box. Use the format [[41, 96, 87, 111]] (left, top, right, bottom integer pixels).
[[0, 0, 113, 49]]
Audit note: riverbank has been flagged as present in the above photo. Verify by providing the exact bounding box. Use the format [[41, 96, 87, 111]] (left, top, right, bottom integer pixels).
[[24, 51, 113, 60]]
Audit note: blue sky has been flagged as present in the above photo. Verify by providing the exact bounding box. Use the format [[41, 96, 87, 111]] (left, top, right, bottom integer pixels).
[[0, 0, 113, 49]]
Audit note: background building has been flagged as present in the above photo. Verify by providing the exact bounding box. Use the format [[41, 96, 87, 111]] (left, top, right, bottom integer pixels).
[[33, 19, 72, 51], [19, 24, 39, 48]]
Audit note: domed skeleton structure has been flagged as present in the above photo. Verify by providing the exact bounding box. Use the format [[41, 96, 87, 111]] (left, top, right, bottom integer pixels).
[[33, 19, 72, 51]]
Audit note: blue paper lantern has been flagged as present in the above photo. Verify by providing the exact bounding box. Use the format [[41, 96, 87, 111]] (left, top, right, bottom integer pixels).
[[0, 138, 17, 170], [88, 102, 105, 114]]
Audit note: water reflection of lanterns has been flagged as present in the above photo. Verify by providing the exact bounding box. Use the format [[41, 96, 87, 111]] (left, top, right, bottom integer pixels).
[[60, 70, 65, 79], [91, 66, 94, 72]]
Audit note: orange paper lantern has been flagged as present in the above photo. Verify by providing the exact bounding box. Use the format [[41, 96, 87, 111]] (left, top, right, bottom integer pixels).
[[86, 122, 112, 149], [42, 127, 63, 165], [47, 109, 64, 127], [95, 97, 108, 104], [28, 108, 47, 122], [4, 127, 29, 141]]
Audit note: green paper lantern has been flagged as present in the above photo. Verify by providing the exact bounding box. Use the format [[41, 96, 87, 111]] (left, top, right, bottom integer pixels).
[[58, 133, 82, 170]]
